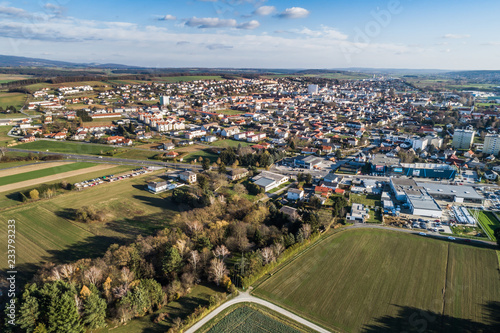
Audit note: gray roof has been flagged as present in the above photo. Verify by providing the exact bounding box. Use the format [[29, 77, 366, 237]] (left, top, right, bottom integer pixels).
[[407, 191, 442, 211], [370, 154, 400, 166], [254, 177, 275, 188], [416, 182, 484, 200], [288, 188, 304, 194]]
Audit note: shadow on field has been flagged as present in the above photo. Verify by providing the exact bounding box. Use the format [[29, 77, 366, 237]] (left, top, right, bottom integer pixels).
[[44, 235, 125, 264], [362, 302, 500, 333], [408, 233, 499, 251]]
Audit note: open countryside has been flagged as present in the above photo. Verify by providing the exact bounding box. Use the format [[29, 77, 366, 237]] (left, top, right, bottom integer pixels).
[[253, 229, 500, 332]]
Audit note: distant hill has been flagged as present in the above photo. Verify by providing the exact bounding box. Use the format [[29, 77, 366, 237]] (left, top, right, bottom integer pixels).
[[0, 55, 139, 69]]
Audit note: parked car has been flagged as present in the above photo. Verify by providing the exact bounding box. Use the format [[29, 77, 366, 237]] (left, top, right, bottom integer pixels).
[[419, 232, 426, 236], [448, 236, 456, 241]]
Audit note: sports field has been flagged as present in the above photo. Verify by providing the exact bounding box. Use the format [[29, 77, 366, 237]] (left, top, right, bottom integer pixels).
[[253, 229, 500, 332], [474, 210, 500, 240], [199, 303, 315, 333], [0, 169, 178, 282]]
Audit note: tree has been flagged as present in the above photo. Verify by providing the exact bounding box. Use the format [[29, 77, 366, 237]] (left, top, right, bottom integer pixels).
[[29, 189, 39, 200], [162, 246, 182, 276], [300, 224, 312, 240], [202, 158, 210, 171], [18, 284, 40, 333], [82, 287, 107, 329], [304, 173, 313, 184], [213, 245, 230, 259], [48, 292, 84, 333], [260, 247, 275, 265], [208, 258, 228, 286], [309, 196, 322, 210]]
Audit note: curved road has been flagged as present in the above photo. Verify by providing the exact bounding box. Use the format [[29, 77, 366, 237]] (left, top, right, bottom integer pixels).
[[184, 290, 330, 333]]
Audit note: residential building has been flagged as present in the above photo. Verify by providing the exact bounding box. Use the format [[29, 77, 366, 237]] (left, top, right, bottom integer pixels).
[[280, 206, 300, 221], [346, 203, 369, 222], [452, 128, 475, 149], [226, 168, 249, 181], [483, 134, 500, 155], [252, 171, 289, 192], [179, 171, 197, 184], [147, 181, 168, 193], [287, 188, 304, 201]]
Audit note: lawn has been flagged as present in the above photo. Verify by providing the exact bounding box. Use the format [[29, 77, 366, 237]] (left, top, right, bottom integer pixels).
[[366, 208, 382, 223], [350, 193, 381, 208], [0, 125, 14, 143], [474, 210, 500, 241], [211, 139, 253, 148], [15, 140, 117, 155], [0, 162, 95, 186], [198, 303, 316, 333], [216, 109, 245, 115], [0, 170, 179, 282], [253, 229, 500, 332], [0, 92, 27, 110], [184, 148, 219, 163]]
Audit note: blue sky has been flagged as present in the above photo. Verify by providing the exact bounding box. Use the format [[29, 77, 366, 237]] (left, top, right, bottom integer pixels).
[[0, 0, 499, 69]]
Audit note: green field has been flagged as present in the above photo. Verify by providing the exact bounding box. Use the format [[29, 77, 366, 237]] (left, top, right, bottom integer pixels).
[[210, 139, 253, 148], [153, 75, 225, 83], [350, 193, 381, 208], [15, 140, 117, 155], [0, 92, 27, 110], [474, 210, 500, 240], [0, 170, 179, 281], [0, 125, 14, 143], [184, 149, 219, 163], [253, 229, 500, 332], [199, 303, 315, 333], [0, 162, 95, 186], [217, 109, 245, 115]]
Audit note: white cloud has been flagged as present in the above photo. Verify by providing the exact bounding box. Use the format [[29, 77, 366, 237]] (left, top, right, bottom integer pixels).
[[185, 17, 237, 28], [277, 26, 348, 40], [443, 34, 470, 39], [253, 6, 275, 16], [160, 14, 177, 21], [43, 3, 64, 16], [278, 7, 310, 19], [207, 43, 233, 50], [237, 20, 260, 30], [0, 5, 31, 18]]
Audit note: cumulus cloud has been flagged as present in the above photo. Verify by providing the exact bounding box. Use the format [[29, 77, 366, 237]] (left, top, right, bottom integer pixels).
[[277, 7, 310, 19], [443, 34, 470, 39], [159, 14, 176, 21], [185, 17, 237, 28], [253, 6, 276, 16], [0, 5, 31, 18], [43, 3, 64, 16], [237, 20, 260, 30]]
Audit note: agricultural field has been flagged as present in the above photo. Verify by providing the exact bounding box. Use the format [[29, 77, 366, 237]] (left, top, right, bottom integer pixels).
[[0, 162, 95, 186], [25, 80, 110, 93], [15, 140, 117, 155], [153, 75, 225, 83], [0, 74, 32, 83], [0, 168, 179, 281], [0, 125, 15, 143], [474, 210, 500, 240], [0, 92, 27, 110], [199, 303, 316, 333], [253, 229, 500, 332]]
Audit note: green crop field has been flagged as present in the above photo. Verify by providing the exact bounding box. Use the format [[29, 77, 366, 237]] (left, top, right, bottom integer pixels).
[[0, 162, 96, 186], [253, 229, 500, 332], [474, 210, 500, 240], [0, 170, 179, 282], [199, 303, 315, 333], [15, 140, 117, 155], [0, 92, 27, 110]]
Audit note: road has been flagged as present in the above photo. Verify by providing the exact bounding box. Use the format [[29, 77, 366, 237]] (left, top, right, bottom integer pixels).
[[184, 290, 331, 333]]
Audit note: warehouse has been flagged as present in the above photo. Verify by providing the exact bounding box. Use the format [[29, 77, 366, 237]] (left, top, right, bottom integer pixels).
[[416, 182, 484, 204], [406, 191, 443, 218]]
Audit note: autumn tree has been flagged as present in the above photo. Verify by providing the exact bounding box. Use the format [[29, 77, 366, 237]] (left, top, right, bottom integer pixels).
[[208, 258, 228, 286]]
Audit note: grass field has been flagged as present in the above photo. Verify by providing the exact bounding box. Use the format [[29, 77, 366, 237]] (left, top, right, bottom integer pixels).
[[15, 140, 117, 155], [0, 92, 26, 110], [0, 162, 95, 186], [350, 193, 381, 208], [153, 75, 225, 83], [474, 210, 500, 240], [216, 109, 244, 115], [210, 139, 253, 148], [25, 81, 109, 93], [253, 229, 500, 332], [184, 148, 219, 163], [0, 169, 179, 281], [199, 303, 316, 333], [0, 125, 14, 143]]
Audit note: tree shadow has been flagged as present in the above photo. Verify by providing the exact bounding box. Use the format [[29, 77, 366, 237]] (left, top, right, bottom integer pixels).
[[362, 303, 500, 333]]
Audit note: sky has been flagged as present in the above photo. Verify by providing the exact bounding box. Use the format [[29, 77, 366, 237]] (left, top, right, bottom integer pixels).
[[0, 0, 499, 70]]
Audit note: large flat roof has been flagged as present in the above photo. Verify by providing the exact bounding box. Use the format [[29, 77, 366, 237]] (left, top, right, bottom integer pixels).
[[407, 191, 442, 211], [370, 154, 401, 166], [416, 182, 484, 200]]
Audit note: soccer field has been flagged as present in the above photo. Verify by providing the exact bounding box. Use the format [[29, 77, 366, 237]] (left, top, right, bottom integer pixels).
[[253, 229, 500, 332], [474, 210, 500, 240]]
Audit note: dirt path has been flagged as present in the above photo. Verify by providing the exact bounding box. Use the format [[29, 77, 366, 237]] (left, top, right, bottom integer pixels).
[[0, 164, 116, 193], [184, 290, 331, 333], [0, 162, 72, 177]]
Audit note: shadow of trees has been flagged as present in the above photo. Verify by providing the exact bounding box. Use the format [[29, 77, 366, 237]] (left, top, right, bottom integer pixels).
[[362, 302, 500, 332]]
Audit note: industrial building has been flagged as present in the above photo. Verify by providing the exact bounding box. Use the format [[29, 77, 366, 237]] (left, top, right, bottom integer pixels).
[[294, 155, 323, 169], [389, 178, 442, 218], [252, 171, 289, 192], [415, 182, 484, 204]]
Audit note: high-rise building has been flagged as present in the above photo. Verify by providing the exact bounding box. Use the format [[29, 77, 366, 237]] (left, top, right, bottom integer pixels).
[[160, 96, 170, 106], [483, 134, 500, 155], [452, 129, 475, 149], [308, 84, 319, 94]]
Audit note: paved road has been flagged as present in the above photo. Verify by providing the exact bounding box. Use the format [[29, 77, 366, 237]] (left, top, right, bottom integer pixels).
[[184, 290, 330, 333]]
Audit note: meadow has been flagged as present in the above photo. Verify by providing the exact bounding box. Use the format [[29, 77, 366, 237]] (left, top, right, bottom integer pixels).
[[0, 169, 179, 281], [199, 303, 316, 333], [253, 229, 500, 332], [15, 140, 117, 155], [474, 210, 500, 240], [0, 162, 95, 186], [0, 92, 27, 110]]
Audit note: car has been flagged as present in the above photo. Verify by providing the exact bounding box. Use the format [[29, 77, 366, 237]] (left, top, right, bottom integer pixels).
[[448, 236, 456, 241], [98, 156, 103, 159], [419, 232, 426, 236], [438, 229, 445, 232]]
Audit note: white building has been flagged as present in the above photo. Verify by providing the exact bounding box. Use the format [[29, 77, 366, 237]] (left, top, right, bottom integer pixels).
[[160, 96, 170, 106], [483, 134, 500, 155], [287, 188, 304, 201], [308, 84, 319, 95], [452, 129, 475, 150]]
